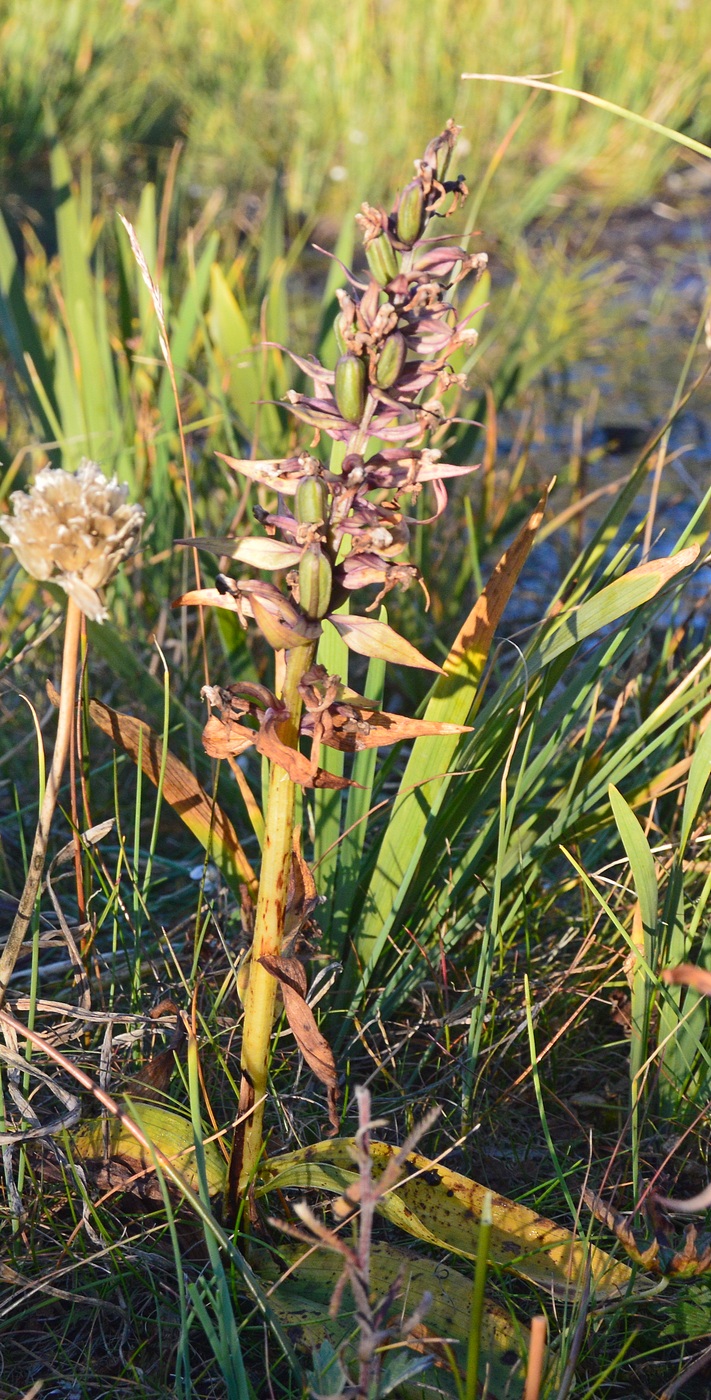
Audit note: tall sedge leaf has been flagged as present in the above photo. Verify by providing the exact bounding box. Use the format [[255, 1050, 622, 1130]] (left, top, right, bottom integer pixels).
[[608, 784, 658, 935], [349, 487, 551, 981], [208, 264, 280, 447], [330, 627, 387, 959], [373, 561, 709, 1025], [50, 131, 115, 457], [133, 183, 158, 354], [679, 711, 711, 856], [658, 712, 711, 1111], [0, 210, 57, 436], [313, 614, 349, 938], [52, 322, 87, 467], [529, 548, 698, 673], [157, 231, 219, 432], [150, 230, 219, 542], [608, 782, 658, 1146], [88, 699, 257, 897]]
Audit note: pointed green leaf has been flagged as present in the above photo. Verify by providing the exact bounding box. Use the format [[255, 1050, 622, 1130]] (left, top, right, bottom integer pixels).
[[208, 264, 262, 435], [265, 1242, 525, 1400], [314, 612, 350, 936], [680, 715, 711, 857], [529, 548, 699, 673], [608, 784, 658, 934], [72, 1105, 226, 1195]]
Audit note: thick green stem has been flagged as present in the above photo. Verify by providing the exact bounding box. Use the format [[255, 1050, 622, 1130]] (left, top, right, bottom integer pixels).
[[0, 597, 82, 1006], [235, 641, 317, 1193]]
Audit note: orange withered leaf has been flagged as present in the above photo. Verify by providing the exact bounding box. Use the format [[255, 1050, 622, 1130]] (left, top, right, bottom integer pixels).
[[259, 953, 339, 1134]]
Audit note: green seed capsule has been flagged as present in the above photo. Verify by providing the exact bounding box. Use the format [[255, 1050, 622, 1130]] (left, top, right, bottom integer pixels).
[[365, 233, 399, 287], [333, 311, 347, 356], [334, 353, 367, 424], [295, 475, 329, 527], [375, 331, 407, 390], [299, 544, 333, 620], [396, 180, 425, 246]]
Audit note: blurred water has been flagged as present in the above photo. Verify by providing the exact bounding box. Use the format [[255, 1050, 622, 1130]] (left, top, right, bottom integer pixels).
[[490, 184, 711, 630]]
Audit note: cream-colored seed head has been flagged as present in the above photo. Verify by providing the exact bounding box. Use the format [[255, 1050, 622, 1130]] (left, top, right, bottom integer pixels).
[[1, 459, 145, 622]]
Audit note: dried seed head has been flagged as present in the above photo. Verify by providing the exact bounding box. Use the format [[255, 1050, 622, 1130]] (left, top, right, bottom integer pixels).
[[1, 459, 145, 622], [423, 119, 461, 182]]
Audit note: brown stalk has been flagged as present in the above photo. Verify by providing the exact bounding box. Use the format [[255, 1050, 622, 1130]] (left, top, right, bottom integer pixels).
[[523, 1316, 548, 1400]]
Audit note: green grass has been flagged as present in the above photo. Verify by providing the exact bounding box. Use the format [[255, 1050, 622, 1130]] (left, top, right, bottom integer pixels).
[[2, 0, 711, 235], [2, 8, 711, 1398]]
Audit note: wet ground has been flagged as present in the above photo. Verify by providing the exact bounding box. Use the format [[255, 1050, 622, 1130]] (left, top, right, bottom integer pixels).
[[491, 168, 711, 625]]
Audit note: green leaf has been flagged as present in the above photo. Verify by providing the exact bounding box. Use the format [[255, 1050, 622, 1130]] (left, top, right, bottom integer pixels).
[[609, 782, 658, 1116], [261, 1240, 526, 1400], [157, 231, 219, 431], [71, 1105, 226, 1196], [314, 612, 349, 939], [306, 1340, 348, 1399], [351, 488, 550, 984], [529, 548, 698, 673], [680, 715, 711, 857], [209, 263, 280, 444], [330, 625, 386, 958], [0, 209, 57, 435], [51, 132, 116, 456], [608, 784, 658, 935]]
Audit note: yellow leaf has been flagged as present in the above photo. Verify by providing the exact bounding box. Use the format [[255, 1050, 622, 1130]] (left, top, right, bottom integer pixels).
[[70, 1105, 226, 1196], [258, 1137, 634, 1300]]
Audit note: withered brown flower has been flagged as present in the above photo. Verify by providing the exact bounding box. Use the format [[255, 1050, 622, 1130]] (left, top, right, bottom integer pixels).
[[1, 459, 145, 622]]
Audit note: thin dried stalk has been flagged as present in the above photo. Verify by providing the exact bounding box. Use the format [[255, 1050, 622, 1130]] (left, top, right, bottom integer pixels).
[[0, 597, 82, 1005], [524, 1316, 548, 1400]]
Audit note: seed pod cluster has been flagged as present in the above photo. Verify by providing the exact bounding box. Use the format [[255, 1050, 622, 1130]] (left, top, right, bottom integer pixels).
[[186, 123, 486, 669], [295, 475, 332, 619]]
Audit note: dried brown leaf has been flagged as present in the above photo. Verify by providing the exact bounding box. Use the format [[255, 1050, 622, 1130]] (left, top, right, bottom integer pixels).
[[662, 962, 711, 996], [260, 954, 339, 1133], [202, 713, 255, 760], [254, 715, 351, 789]]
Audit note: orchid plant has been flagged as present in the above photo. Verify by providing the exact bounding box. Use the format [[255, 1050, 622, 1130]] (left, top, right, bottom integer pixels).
[[176, 121, 487, 1199]]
